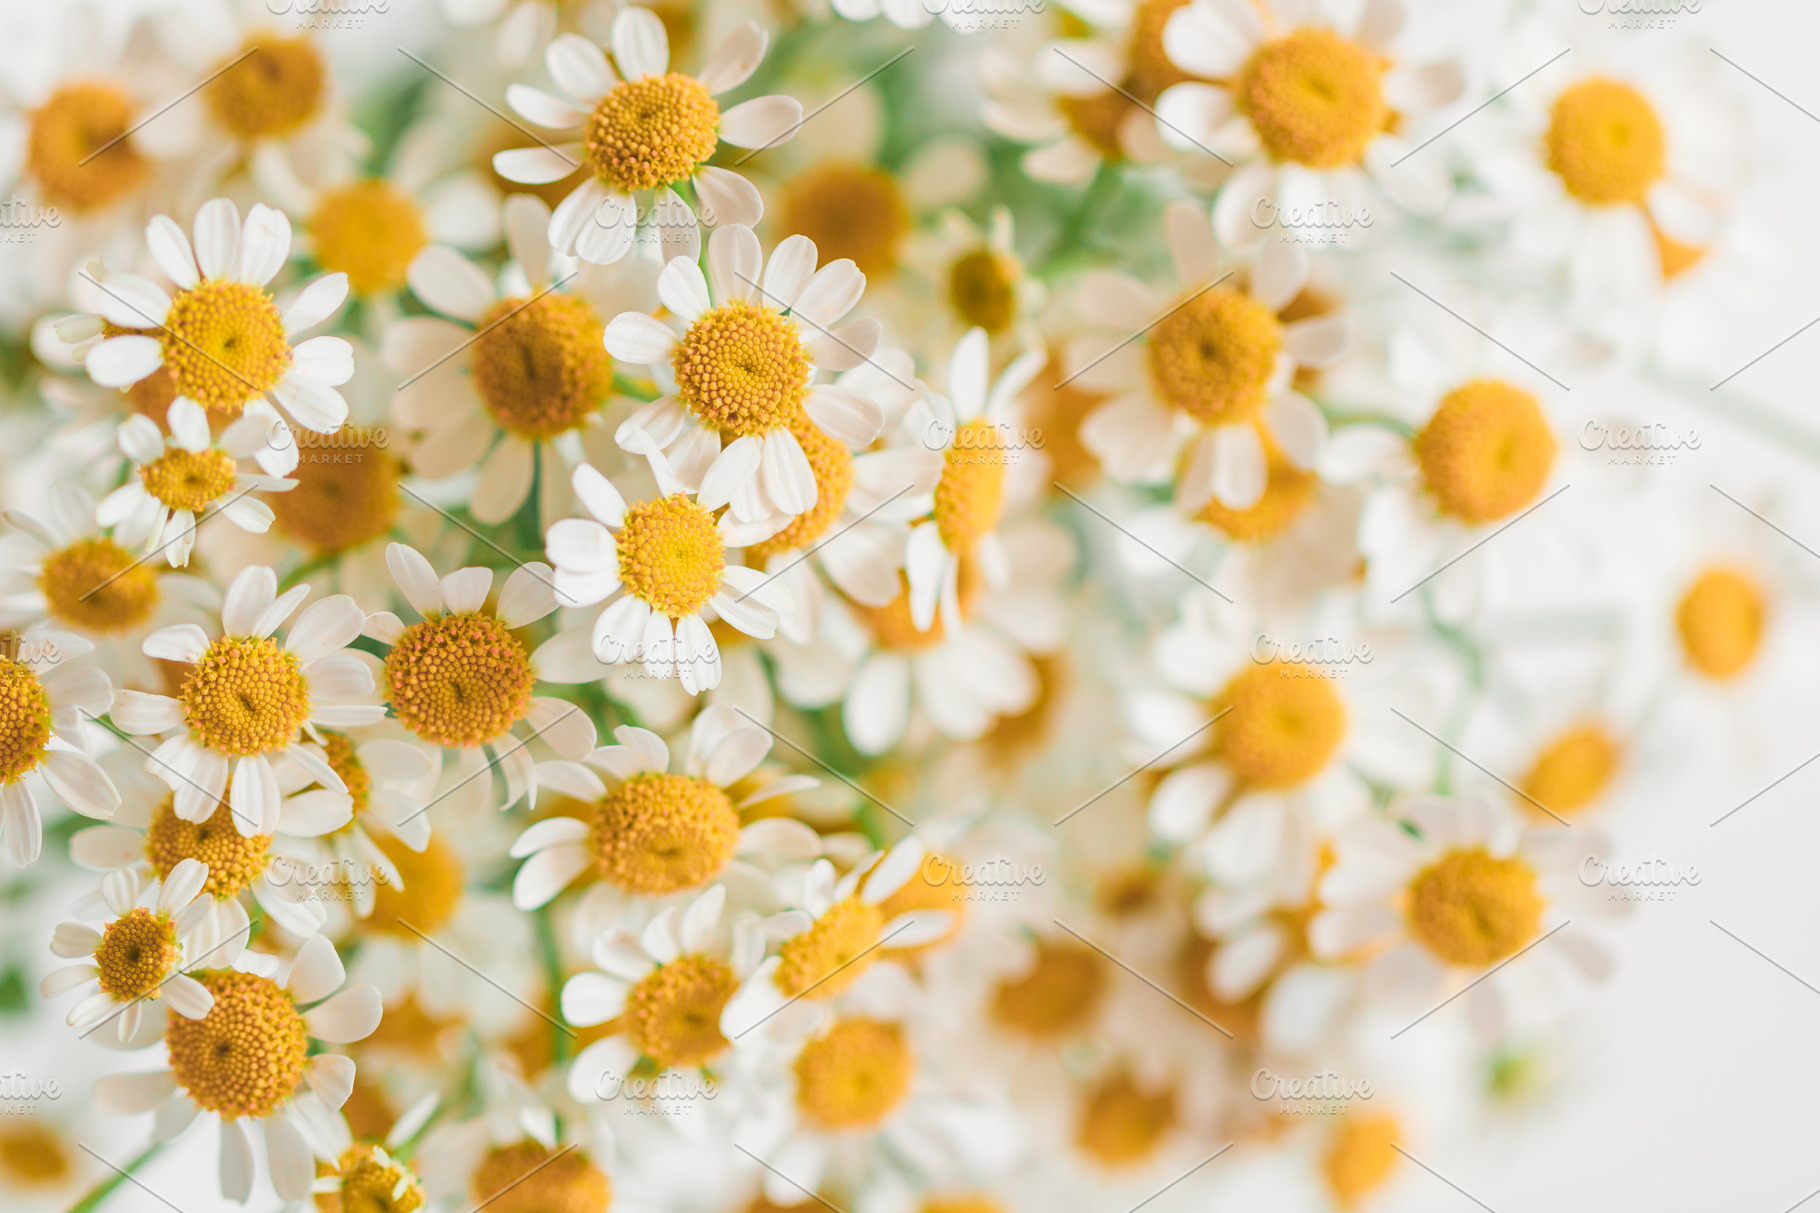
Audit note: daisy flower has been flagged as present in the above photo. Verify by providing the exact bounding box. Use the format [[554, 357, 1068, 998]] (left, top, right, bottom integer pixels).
[[109, 564, 384, 836], [509, 705, 818, 913], [0, 624, 119, 866], [495, 8, 803, 264], [97, 398, 296, 569], [55, 197, 355, 457], [92, 934, 382, 1204], [1156, 0, 1466, 247], [539, 464, 796, 694], [1071, 200, 1349, 511], [366, 542, 599, 815], [41, 858, 219, 1045], [386, 193, 652, 527], [1310, 793, 1615, 1040], [606, 223, 887, 536], [901, 206, 1047, 353]]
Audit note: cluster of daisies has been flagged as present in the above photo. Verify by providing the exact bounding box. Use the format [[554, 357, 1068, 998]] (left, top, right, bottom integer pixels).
[[0, 0, 1794, 1210]]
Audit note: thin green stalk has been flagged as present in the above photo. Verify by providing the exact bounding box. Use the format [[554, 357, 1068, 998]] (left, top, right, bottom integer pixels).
[[64, 1140, 164, 1213]]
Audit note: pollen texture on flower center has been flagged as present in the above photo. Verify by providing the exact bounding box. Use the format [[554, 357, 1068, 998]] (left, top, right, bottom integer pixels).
[[158, 280, 293, 415], [623, 953, 736, 1068], [793, 1018, 913, 1130], [333, 1144, 425, 1213], [775, 896, 885, 999], [1406, 847, 1543, 967], [1545, 77, 1666, 207], [588, 772, 739, 894], [1146, 290, 1282, 425], [146, 796, 273, 899], [27, 81, 149, 213], [671, 300, 810, 437], [584, 72, 721, 193], [165, 969, 308, 1119], [0, 658, 52, 783], [180, 635, 311, 757], [1236, 28, 1388, 170], [310, 181, 429, 296], [934, 420, 1009, 554], [38, 538, 159, 634], [384, 612, 536, 748], [1213, 662, 1346, 789], [613, 494, 726, 619], [93, 907, 178, 1001], [470, 293, 612, 441], [138, 446, 238, 514], [1414, 379, 1556, 525]]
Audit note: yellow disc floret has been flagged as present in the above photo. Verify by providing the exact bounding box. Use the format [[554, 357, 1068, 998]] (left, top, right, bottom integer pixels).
[[159, 280, 294, 415], [1213, 662, 1346, 789], [672, 300, 809, 436], [1077, 1074, 1175, 1168], [139, 447, 238, 514], [991, 941, 1107, 1039], [37, 538, 159, 634], [0, 658, 52, 783], [26, 81, 149, 213], [1545, 77, 1666, 207], [472, 1141, 611, 1213], [204, 38, 326, 141], [933, 420, 1009, 555], [93, 907, 179, 1001], [1196, 437, 1317, 542], [947, 249, 1019, 335], [166, 969, 308, 1119], [622, 953, 735, 1068], [1236, 29, 1387, 169], [271, 432, 402, 556], [366, 833, 465, 937], [310, 182, 429, 296], [1520, 723, 1620, 817], [1414, 379, 1556, 525], [613, 494, 726, 619], [146, 796, 273, 899], [1675, 566, 1764, 682], [588, 772, 740, 894], [1406, 847, 1543, 967], [471, 293, 612, 441], [793, 1018, 913, 1130], [775, 896, 885, 999], [180, 636, 311, 757], [0, 1122, 73, 1186], [584, 73, 721, 193], [777, 163, 909, 279], [1147, 290, 1283, 425], [1323, 1113, 1400, 1210], [384, 613, 536, 747], [749, 412, 854, 563], [331, 1144, 425, 1213]]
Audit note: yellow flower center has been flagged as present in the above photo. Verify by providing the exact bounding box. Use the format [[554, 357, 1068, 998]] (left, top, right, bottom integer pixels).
[[1196, 436, 1317, 541], [1676, 566, 1764, 682], [204, 37, 327, 141], [875, 850, 966, 956], [1520, 723, 1620, 817], [127, 363, 180, 419], [26, 81, 149, 213], [270, 431, 401, 556], [333, 1145, 425, 1213], [991, 941, 1107, 1039], [147, 796, 273, 899], [138, 446, 238, 515], [473, 1142, 611, 1213], [471, 293, 612, 441], [1545, 77, 1666, 207], [309, 181, 429, 296], [1213, 662, 1346, 789], [0, 1123, 73, 1186], [947, 249, 1019, 335], [166, 969, 309, 1119], [614, 494, 726, 620], [1236, 28, 1388, 169], [672, 300, 810, 437], [622, 953, 735, 1068], [777, 162, 909, 279], [852, 580, 947, 652], [1414, 379, 1556, 525], [749, 412, 854, 562], [384, 612, 536, 748], [366, 833, 465, 937], [1056, 0, 1195, 158], [1059, 91, 1137, 161], [0, 658, 52, 783], [793, 1018, 913, 1130], [775, 896, 885, 1000], [584, 72, 721, 193], [1405, 847, 1543, 967], [180, 636, 311, 757], [1129, 0, 1197, 98], [933, 420, 1009, 555], [159, 280, 294, 416], [923, 1198, 1007, 1213], [318, 731, 371, 818], [37, 537, 159, 635], [1077, 1074, 1176, 1168], [588, 772, 739, 894], [1146, 290, 1283, 425], [93, 907, 179, 1001], [1323, 1113, 1400, 1210]]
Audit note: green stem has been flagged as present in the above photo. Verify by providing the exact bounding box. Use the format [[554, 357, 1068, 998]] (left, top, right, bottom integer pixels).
[[1044, 162, 1122, 265], [534, 904, 571, 1067], [64, 1140, 164, 1213]]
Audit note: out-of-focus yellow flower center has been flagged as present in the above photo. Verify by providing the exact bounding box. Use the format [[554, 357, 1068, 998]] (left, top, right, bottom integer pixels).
[[584, 72, 721, 192], [1214, 662, 1346, 789], [793, 1018, 913, 1130], [1675, 566, 1764, 682], [0, 1122, 74, 1186], [159, 280, 294, 416], [147, 796, 272, 898], [749, 412, 854, 562], [271, 430, 401, 556], [471, 293, 612, 441], [933, 420, 1010, 555], [1414, 379, 1556, 524], [1236, 28, 1388, 169], [588, 772, 740, 894], [672, 300, 809, 437], [1521, 723, 1621, 817], [384, 612, 536, 747], [205, 37, 327, 140], [947, 249, 1019, 335], [366, 833, 465, 937], [853, 580, 947, 652], [26, 81, 148, 213], [93, 907, 179, 1001], [139, 447, 238, 514], [1147, 290, 1283, 425], [181, 636, 311, 757], [615, 494, 726, 619], [991, 941, 1107, 1039], [1323, 1113, 1401, 1209], [1197, 436, 1317, 541], [38, 538, 159, 634], [1077, 1074, 1176, 1167], [473, 1141, 611, 1213], [778, 162, 908, 279], [332, 1144, 425, 1213], [0, 658, 51, 783], [166, 969, 308, 1119], [775, 896, 885, 999], [1406, 847, 1543, 967], [310, 181, 429, 296], [623, 953, 735, 1068], [1545, 77, 1666, 207]]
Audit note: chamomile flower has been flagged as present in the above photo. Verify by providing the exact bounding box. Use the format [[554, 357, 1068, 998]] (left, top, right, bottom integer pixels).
[[41, 858, 219, 1045], [539, 464, 795, 693], [92, 934, 382, 1204], [902, 207, 1047, 353], [508, 704, 820, 913], [56, 198, 356, 454], [495, 9, 803, 264], [109, 564, 384, 836], [97, 398, 296, 569], [1156, 0, 1466, 246], [365, 543, 599, 813], [1071, 200, 1348, 511], [606, 223, 887, 536], [0, 625, 118, 866]]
